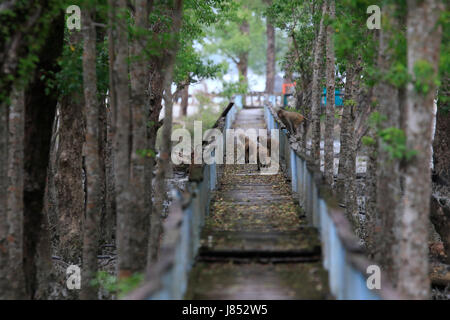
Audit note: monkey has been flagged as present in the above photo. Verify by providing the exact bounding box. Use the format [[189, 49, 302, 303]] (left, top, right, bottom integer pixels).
[[276, 108, 306, 136], [242, 135, 272, 171]]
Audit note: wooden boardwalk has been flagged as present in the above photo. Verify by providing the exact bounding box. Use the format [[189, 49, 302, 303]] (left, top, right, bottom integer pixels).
[[185, 107, 330, 300]]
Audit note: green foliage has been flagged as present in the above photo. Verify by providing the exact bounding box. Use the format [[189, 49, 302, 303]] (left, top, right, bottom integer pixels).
[[385, 62, 409, 88], [0, 0, 69, 102], [413, 59, 440, 95], [91, 271, 144, 298], [344, 98, 357, 107], [51, 33, 83, 97], [334, 110, 342, 119], [367, 112, 417, 161], [333, 0, 381, 86], [96, 37, 110, 97], [202, 0, 268, 78], [378, 127, 417, 161], [220, 77, 248, 100], [173, 0, 233, 85], [320, 114, 326, 122], [136, 149, 156, 158], [173, 45, 225, 85], [267, 0, 315, 87], [362, 136, 376, 146], [438, 10, 449, 113], [368, 111, 387, 128]]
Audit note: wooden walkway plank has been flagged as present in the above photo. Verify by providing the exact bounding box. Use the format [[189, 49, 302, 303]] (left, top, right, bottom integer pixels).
[[185, 107, 330, 300]]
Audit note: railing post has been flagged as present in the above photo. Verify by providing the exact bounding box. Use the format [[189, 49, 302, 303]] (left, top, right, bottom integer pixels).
[[235, 95, 243, 109], [254, 102, 402, 301], [295, 156, 302, 201], [312, 182, 320, 228], [297, 156, 302, 205], [319, 199, 329, 270], [290, 149, 297, 193], [191, 184, 201, 256]]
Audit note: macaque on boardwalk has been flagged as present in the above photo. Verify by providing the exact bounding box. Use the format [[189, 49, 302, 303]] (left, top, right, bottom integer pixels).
[[276, 108, 306, 136]]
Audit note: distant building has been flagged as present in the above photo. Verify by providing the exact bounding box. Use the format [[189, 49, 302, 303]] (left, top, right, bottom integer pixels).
[[274, 74, 284, 94]]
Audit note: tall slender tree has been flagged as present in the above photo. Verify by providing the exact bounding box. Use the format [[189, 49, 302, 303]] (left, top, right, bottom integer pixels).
[[373, 2, 404, 281], [129, 0, 151, 274], [264, 0, 275, 93], [397, 0, 443, 299], [113, 0, 134, 279], [148, 0, 184, 265], [6, 87, 26, 299], [81, 5, 103, 299], [310, 1, 326, 164], [324, 0, 335, 185], [54, 32, 85, 264]]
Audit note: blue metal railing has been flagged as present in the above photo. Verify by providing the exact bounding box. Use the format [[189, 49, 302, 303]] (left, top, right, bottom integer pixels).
[[126, 101, 240, 300], [127, 96, 402, 300], [263, 101, 403, 300]]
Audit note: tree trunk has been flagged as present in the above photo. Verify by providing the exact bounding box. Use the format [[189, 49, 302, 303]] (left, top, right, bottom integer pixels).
[[129, 0, 150, 273], [148, 0, 184, 266], [103, 104, 116, 244], [265, 1, 275, 94], [336, 67, 354, 199], [431, 73, 450, 262], [324, 0, 335, 185], [344, 66, 361, 231], [106, 0, 118, 245], [145, 64, 164, 266], [54, 93, 85, 264], [310, 1, 326, 165], [80, 6, 102, 300], [373, 5, 403, 282], [0, 99, 9, 298], [397, 0, 443, 299], [54, 27, 85, 265], [433, 77, 450, 186], [300, 80, 311, 153], [237, 19, 250, 88], [430, 191, 450, 264], [6, 88, 26, 299], [95, 11, 109, 249], [113, 0, 133, 279], [22, 14, 64, 299], [181, 83, 189, 116], [364, 111, 378, 258]]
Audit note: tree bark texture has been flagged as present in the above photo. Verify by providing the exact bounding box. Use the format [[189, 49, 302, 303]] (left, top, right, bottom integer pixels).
[[374, 4, 403, 283], [54, 93, 85, 264], [397, 0, 443, 299], [265, 0, 275, 94], [310, 1, 326, 165], [113, 0, 134, 279], [324, 0, 335, 186], [81, 7, 103, 300], [148, 0, 184, 267], [23, 14, 64, 299], [129, 0, 150, 273]]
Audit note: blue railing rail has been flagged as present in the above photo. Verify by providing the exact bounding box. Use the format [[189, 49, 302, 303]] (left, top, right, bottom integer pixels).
[[125, 102, 240, 300], [264, 101, 405, 300]]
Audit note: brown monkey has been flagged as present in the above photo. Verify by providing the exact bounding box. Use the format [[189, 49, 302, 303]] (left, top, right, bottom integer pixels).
[[243, 136, 272, 171], [276, 108, 305, 135]]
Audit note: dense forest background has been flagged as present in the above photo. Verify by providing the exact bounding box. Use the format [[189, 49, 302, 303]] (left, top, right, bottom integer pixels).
[[0, 0, 448, 300]]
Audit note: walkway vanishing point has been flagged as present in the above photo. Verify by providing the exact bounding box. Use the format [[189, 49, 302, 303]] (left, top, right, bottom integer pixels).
[[185, 106, 330, 299]]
